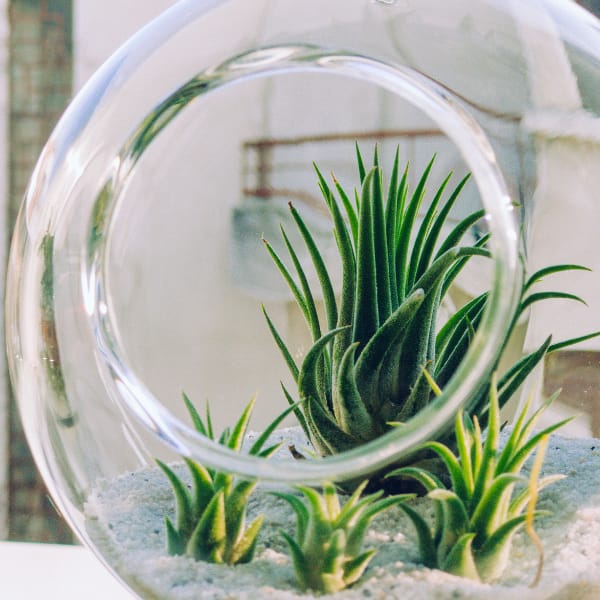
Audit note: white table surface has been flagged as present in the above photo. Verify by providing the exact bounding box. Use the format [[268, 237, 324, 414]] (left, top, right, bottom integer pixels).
[[0, 541, 135, 599]]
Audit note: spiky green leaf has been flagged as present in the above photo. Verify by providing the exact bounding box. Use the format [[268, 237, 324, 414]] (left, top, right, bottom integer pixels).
[[353, 168, 380, 344], [229, 514, 264, 564], [156, 460, 192, 536]]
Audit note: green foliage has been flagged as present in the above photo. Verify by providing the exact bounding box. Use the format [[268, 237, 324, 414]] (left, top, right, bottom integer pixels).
[[388, 374, 568, 582], [157, 395, 291, 564], [263, 144, 599, 481], [263, 145, 490, 457], [273, 481, 412, 593], [463, 263, 599, 432]]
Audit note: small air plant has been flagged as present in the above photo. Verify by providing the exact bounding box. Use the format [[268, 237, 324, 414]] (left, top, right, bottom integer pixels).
[[273, 480, 412, 593], [262, 144, 598, 489], [388, 372, 568, 583], [157, 395, 291, 565]]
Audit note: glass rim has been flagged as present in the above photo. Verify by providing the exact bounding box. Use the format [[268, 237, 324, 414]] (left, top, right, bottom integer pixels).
[[89, 45, 521, 484]]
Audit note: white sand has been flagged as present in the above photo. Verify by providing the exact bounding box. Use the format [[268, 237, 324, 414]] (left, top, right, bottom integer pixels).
[[84, 432, 600, 600]]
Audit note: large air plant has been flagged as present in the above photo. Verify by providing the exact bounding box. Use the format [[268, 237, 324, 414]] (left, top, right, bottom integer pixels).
[[262, 145, 597, 477]]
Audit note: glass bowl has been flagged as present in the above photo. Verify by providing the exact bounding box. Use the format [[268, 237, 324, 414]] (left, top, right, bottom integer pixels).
[[6, 1, 600, 597]]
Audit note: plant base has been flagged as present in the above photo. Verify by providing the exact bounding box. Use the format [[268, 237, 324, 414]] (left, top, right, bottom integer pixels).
[[85, 432, 600, 599]]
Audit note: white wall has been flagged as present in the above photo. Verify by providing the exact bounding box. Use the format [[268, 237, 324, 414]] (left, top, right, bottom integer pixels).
[[74, 0, 178, 91]]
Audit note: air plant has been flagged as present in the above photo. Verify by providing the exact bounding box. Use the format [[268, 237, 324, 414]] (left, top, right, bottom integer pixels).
[[273, 480, 412, 593], [157, 395, 292, 564], [388, 372, 568, 583], [262, 144, 598, 485]]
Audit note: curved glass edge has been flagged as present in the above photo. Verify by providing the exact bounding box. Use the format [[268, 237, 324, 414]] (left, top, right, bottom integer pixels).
[[90, 46, 521, 484]]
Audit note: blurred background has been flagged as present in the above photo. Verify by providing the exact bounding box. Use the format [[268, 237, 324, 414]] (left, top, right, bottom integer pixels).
[[0, 0, 599, 546]]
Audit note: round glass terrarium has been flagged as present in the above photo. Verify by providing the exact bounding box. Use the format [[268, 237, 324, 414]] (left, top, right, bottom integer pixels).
[[6, 0, 600, 598]]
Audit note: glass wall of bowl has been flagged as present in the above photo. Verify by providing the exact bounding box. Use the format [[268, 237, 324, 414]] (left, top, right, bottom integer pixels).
[[6, 0, 600, 597]]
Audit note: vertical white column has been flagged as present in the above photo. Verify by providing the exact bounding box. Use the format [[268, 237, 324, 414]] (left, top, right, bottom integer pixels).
[[0, 0, 10, 539]]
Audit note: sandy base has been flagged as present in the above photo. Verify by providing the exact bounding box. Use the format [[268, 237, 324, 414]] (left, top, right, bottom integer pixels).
[[84, 433, 600, 599]]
